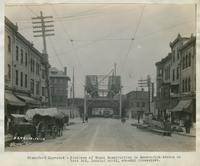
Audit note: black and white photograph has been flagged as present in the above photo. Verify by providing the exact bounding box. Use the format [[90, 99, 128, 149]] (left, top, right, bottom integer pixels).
[[2, 1, 198, 155]]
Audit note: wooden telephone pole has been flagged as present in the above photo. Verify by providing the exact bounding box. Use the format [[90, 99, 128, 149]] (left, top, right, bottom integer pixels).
[[32, 11, 54, 106], [138, 75, 151, 112]]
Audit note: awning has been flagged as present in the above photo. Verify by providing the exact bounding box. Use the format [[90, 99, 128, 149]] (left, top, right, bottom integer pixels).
[[16, 95, 41, 105], [169, 100, 192, 112], [5, 93, 25, 106], [10, 114, 25, 118]]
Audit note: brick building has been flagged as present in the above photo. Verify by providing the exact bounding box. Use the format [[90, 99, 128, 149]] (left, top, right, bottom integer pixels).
[[155, 34, 196, 124], [49, 67, 70, 108], [126, 90, 149, 119], [4, 17, 49, 132]]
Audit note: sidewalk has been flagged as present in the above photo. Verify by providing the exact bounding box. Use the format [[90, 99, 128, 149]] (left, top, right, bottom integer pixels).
[[68, 117, 83, 125], [129, 119, 196, 137], [173, 123, 196, 137]]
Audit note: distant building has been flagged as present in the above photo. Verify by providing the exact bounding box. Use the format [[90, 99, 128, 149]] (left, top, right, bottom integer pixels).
[[49, 67, 70, 108], [155, 53, 172, 118], [126, 90, 149, 119]]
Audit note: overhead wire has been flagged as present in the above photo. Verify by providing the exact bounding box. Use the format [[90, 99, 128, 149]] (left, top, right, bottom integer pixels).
[[121, 5, 145, 74], [24, 5, 64, 69], [48, 37, 64, 68], [50, 5, 85, 88]]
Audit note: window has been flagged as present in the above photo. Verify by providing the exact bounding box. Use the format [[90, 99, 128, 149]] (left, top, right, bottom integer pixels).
[[20, 49, 23, 64], [8, 36, 11, 52], [16, 46, 19, 61], [173, 50, 175, 63], [183, 56, 185, 69], [188, 77, 191, 91], [20, 72, 23, 87], [185, 79, 188, 92], [182, 80, 184, 92], [186, 54, 188, 68], [42, 70, 45, 79], [177, 49, 180, 60], [31, 59, 35, 73], [25, 53, 28, 66], [176, 67, 179, 80], [159, 69, 162, 75], [36, 62, 40, 75], [142, 102, 145, 107], [15, 70, 18, 85], [25, 74, 27, 88], [189, 53, 191, 66], [173, 69, 175, 81], [31, 79, 34, 94], [42, 87, 45, 96], [8, 64, 11, 80], [30, 59, 32, 72], [36, 81, 40, 95], [137, 102, 140, 107], [33, 60, 35, 72]]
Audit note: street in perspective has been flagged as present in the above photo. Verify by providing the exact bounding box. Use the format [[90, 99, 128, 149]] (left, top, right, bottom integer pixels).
[[4, 4, 196, 151]]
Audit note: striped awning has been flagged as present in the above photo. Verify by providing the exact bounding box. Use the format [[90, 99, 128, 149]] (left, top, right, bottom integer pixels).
[[5, 93, 25, 106], [169, 100, 192, 112], [16, 95, 40, 105]]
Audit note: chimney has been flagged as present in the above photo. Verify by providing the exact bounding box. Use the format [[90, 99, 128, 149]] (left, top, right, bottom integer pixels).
[[64, 67, 67, 75]]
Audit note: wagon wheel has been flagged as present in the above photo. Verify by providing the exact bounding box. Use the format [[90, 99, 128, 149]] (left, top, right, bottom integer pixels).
[[36, 122, 46, 140]]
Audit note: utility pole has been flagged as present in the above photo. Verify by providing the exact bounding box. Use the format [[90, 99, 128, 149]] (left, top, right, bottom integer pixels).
[[72, 67, 75, 118], [32, 11, 54, 107], [114, 63, 117, 76], [147, 75, 151, 113], [138, 75, 152, 113], [119, 87, 122, 118], [83, 86, 87, 123]]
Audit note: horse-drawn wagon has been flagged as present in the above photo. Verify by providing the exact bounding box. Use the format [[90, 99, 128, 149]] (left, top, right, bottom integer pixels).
[[25, 108, 65, 139]]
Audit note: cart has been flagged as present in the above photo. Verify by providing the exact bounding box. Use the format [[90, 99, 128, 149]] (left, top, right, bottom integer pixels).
[[25, 108, 65, 139]]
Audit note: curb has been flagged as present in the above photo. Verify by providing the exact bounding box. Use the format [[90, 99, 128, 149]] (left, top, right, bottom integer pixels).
[[173, 132, 196, 137]]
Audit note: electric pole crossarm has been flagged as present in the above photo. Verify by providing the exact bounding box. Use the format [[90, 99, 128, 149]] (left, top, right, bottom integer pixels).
[[32, 11, 55, 107], [32, 16, 53, 19], [33, 29, 54, 33], [33, 25, 54, 29]]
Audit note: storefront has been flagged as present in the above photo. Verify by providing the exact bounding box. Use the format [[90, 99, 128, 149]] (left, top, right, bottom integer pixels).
[[169, 99, 193, 126], [5, 92, 26, 133], [15, 94, 41, 110]]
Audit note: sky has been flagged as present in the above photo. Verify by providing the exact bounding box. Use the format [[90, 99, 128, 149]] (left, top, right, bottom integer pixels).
[[5, 3, 196, 97]]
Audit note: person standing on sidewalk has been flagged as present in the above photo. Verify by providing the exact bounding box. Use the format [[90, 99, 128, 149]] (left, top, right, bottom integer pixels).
[[85, 115, 88, 123], [184, 115, 192, 134]]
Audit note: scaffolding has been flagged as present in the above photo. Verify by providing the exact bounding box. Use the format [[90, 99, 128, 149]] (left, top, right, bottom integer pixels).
[[83, 67, 122, 121]]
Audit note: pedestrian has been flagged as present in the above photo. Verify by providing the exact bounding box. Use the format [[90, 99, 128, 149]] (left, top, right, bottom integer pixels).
[[184, 115, 192, 134], [137, 114, 140, 124], [85, 115, 88, 123]]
